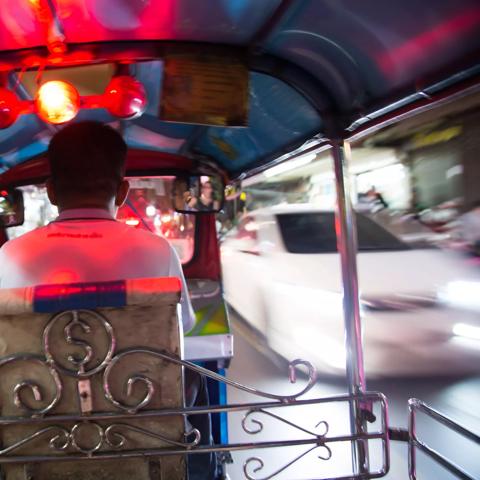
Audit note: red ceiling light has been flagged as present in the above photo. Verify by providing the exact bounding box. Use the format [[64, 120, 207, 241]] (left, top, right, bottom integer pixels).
[[35, 80, 80, 124], [103, 76, 147, 120], [0, 88, 20, 129], [0, 74, 148, 127]]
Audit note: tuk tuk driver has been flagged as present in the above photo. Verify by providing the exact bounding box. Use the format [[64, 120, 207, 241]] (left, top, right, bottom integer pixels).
[[0, 121, 195, 334]]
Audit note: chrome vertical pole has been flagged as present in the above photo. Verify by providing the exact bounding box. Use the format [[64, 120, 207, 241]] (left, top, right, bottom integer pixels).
[[331, 139, 369, 474]]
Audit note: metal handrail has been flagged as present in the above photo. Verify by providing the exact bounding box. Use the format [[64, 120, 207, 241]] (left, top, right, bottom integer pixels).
[[0, 390, 390, 480], [408, 398, 480, 480]]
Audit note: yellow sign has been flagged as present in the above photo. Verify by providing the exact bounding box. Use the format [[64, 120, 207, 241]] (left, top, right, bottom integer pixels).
[[412, 126, 462, 149], [161, 54, 249, 127]]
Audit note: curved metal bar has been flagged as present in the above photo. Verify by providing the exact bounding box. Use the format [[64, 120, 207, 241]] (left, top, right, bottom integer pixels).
[[106, 372, 155, 413], [43, 309, 116, 378], [289, 358, 318, 387], [409, 398, 480, 444], [0, 353, 62, 415], [103, 366, 156, 413], [49, 429, 70, 451], [104, 423, 201, 449], [14, 381, 42, 404], [242, 409, 329, 438], [243, 444, 332, 480], [103, 348, 317, 412], [126, 376, 154, 404], [64, 311, 94, 370], [408, 398, 480, 480], [70, 422, 105, 455], [0, 426, 69, 456]]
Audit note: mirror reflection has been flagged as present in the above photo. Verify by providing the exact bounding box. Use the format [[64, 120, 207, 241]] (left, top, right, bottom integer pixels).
[[173, 175, 224, 213], [0, 189, 24, 228]]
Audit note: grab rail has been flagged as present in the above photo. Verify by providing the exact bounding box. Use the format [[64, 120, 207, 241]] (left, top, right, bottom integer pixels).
[[408, 398, 480, 480]]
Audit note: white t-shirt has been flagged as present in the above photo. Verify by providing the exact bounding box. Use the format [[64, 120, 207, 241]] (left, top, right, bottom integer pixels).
[[0, 208, 195, 332]]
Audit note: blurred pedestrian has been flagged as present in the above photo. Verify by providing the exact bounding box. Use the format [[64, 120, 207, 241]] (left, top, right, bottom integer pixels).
[[461, 200, 480, 255], [367, 186, 389, 210]]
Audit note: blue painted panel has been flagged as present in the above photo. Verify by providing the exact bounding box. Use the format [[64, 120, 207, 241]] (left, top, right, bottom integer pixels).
[[135, 61, 163, 117], [192, 73, 322, 171], [34, 280, 127, 313], [0, 114, 47, 171]]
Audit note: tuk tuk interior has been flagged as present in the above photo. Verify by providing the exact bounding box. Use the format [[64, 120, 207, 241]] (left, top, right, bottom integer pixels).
[[0, 1, 478, 479]]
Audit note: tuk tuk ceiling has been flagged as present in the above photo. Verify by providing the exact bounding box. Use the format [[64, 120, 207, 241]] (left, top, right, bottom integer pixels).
[[0, 0, 479, 176]]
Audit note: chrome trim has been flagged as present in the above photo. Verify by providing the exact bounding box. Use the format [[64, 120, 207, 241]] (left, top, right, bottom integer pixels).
[[331, 140, 369, 475], [408, 398, 480, 480]]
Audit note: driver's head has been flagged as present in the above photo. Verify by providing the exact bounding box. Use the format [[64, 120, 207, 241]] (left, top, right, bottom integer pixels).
[[47, 121, 129, 211]]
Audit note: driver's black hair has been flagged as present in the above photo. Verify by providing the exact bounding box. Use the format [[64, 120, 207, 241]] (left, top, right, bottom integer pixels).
[[47, 121, 127, 201]]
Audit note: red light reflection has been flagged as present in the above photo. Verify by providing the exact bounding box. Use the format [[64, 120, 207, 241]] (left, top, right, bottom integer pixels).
[[377, 8, 480, 78], [0, 88, 20, 129], [46, 269, 79, 285], [127, 277, 181, 295], [34, 277, 181, 301], [35, 280, 124, 300]]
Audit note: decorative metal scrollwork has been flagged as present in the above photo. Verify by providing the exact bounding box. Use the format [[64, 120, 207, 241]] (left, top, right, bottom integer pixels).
[[243, 444, 332, 480], [0, 426, 70, 455], [0, 354, 62, 416], [242, 409, 332, 480], [0, 306, 392, 479], [43, 309, 115, 378], [104, 423, 201, 449], [241, 409, 333, 479], [104, 348, 318, 413], [242, 409, 329, 438], [0, 421, 200, 457], [69, 422, 105, 455]]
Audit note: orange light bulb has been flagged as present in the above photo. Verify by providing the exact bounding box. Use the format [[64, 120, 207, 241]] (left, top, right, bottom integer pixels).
[[35, 80, 80, 124]]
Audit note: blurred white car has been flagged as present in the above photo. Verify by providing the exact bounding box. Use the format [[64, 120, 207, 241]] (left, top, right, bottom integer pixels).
[[221, 204, 480, 377]]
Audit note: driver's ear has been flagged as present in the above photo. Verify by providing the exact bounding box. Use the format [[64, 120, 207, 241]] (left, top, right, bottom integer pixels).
[[115, 179, 130, 207], [46, 178, 57, 206]]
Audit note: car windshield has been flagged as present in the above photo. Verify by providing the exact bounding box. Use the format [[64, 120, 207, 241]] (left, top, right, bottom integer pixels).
[[277, 212, 409, 254], [7, 177, 196, 264]]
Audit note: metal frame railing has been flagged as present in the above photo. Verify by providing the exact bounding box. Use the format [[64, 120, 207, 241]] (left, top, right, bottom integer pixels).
[[408, 398, 480, 480], [0, 307, 392, 479]]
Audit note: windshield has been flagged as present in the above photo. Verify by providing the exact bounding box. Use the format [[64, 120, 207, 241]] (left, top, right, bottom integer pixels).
[[277, 212, 408, 254], [117, 177, 195, 263], [7, 177, 195, 264]]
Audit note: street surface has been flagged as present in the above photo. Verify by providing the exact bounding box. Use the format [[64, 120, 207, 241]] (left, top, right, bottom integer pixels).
[[226, 311, 480, 480]]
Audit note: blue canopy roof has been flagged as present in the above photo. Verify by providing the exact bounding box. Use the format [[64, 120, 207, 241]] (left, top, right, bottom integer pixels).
[[0, 0, 478, 176]]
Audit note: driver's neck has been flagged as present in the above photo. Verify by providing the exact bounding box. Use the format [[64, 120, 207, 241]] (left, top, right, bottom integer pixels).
[[58, 199, 117, 217]]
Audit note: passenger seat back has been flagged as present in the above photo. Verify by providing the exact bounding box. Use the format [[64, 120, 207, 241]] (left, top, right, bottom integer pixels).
[[0, 277, 187, 480]]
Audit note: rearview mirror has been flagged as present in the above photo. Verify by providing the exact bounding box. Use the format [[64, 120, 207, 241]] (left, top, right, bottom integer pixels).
[[0, 188, 24, 228], [172, 175, 224, 213]]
